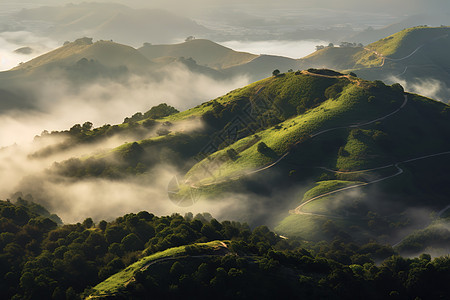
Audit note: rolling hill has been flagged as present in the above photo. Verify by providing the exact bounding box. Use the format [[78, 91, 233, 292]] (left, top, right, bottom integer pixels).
[[138, 39, 258, 70], [0, 38, 227, 111], [298, 26, 450, 102], [12, 37, 153, 73], [34, 70, 450, 244]]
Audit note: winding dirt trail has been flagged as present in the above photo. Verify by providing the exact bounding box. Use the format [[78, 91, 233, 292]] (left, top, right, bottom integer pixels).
[[292, 164, 403, 217], [190, 92, 408, 190], [364, 33, 449, 69], [293, 151, 450, 217], [189, 88, 408, 189]]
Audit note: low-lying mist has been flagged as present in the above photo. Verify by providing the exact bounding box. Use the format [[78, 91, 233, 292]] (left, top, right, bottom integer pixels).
[[0, 31, 58, 71], [220, 40, 328, 59], [389, 76, 450, 103], [0, 62, 249, 223], [0, 63, 249, 146]]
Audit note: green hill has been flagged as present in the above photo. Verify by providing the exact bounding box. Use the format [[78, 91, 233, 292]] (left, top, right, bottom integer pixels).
[[300, 26, 450, 70], [12, 37, 153, 73], [298, 26, 450, 102], [138, 39, 258, 70], [90, 240, 228, 297], [42, 70, 450, 243]]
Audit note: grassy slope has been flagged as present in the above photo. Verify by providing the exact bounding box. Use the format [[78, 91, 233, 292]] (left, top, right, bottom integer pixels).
[[184, 77, 396, 184], [395, 217, 450, 256], [90, 240, 226, 297], [138, 39, 258, 69], [299, 47, 381, 70], [367, 26, 450, 58], [12, 38, 152, 72], [299, 26, 450, 72]]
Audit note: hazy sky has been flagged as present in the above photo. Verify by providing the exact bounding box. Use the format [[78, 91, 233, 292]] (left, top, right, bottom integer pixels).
[[6, 0, 450, 15]]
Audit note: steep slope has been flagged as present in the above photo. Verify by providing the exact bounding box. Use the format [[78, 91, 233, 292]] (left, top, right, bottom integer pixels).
[[138, 39, 258, 70]]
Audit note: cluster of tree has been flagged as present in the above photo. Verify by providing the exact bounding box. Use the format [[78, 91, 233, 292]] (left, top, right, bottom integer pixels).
[[396, 218, 450, 256], [32, 103, 178, 159], [1, 199, 449, 299], [64, 58, 129, 83], [339, 42, 364, 48], [315, 43, 335, 50], [52, 132, 208, 179], [123, 103, 179, 124], [124, 244, 449, 300], [315, 42, 363, 51]]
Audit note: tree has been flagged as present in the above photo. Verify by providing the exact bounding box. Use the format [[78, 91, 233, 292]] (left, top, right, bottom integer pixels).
[[185, 36, 195, 42], [272, 69, 280, 77], [69, 124, 82, 135], [316, 45, 325, 51], [83, 218, 94, 228], [257, 142, 269, 153], [121, 233, 143, 252], [82, 121, 93, 131], [98, 220, 107, 232]]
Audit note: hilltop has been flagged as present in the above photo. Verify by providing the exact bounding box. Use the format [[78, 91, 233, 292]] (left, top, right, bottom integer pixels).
[[299, 26, 450, 101], [12, 37, 153, 73], [138, 39, 258, 70]]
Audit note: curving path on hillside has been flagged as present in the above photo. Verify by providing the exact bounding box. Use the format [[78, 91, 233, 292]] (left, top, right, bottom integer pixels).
[[291, 164, 403, 217], [189, 89, 408, 190], [365, 34, 449, 69], [293, 151, 450, 217]]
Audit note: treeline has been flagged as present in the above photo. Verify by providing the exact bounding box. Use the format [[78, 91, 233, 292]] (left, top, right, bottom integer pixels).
[[124, 244, 449, 300], [1, 200, 449, 299], [31, 103, 178, 159]]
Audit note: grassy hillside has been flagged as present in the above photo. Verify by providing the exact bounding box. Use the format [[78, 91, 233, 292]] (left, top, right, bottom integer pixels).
[[367, 26, 450, 58], [27, 69, 450, 244], [299, 46, 380, 70], [298, 26, 450, 102], [138, 39, 258, 69], [300, 26, 450, 70], [12, 37, 153, 73]]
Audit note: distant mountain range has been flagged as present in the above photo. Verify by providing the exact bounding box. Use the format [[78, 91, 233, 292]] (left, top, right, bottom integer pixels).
[[1, 25, 450, 116], [11, 3, 209, 45]]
